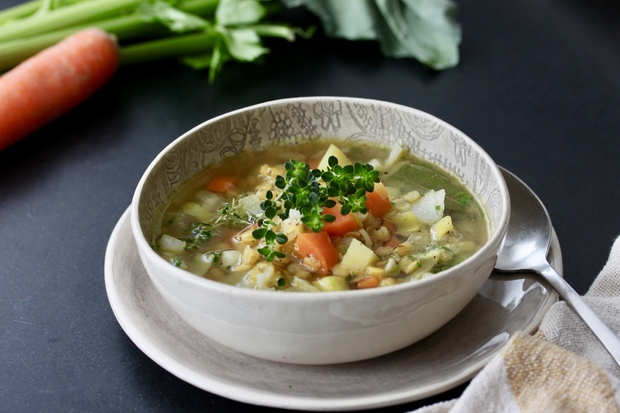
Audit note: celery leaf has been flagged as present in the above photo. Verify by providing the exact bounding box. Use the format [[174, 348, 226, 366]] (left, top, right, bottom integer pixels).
[[281, 0, 461, 70]]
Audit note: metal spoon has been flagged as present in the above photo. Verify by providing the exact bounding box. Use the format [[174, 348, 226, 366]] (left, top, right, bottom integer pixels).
[[495, 167, 620, 367]]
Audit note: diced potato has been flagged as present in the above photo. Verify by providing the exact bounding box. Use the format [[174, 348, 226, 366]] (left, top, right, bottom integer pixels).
[[181, 201, 212, 222], [158, 234, 186, 253], [314, 276, 350, 292], [431, 215, 454, 240], [390, 211, 420, 234], [341, 238, 380, 275], [317, 144, 352, 170]]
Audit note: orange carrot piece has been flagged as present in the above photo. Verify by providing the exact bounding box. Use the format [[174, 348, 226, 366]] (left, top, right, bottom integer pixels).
[[322, 203, 360, 236], [357, 275, 380, 289], [365, 182, 391, 217], [206, 176, 239, 193], [0, 28, 119, 151], [294, 231, 340, 275]]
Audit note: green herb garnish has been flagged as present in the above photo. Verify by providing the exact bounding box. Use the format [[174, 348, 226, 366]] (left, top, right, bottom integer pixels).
[[182, 198, 250, 251], [252, 156, 380, 261]]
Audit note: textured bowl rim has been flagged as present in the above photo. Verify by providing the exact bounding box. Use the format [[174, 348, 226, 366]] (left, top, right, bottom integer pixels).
[[130, 96, 510, 302]]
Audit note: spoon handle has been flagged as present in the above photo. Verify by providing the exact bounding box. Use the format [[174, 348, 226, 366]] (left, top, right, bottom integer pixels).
[[537, 264, 620, 368]]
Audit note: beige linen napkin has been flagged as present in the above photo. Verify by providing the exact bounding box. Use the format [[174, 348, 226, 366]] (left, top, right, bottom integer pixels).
[[412, 236, 620, 413]]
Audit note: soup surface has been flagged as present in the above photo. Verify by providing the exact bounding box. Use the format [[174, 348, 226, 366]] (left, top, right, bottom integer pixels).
[[152, 141, 488, 292]]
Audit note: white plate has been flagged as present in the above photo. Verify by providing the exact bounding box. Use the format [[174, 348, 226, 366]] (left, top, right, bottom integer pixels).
[[105, 207, 562, 411]]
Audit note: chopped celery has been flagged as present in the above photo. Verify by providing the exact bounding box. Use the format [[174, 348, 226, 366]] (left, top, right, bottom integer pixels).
[[158, 234, 187, 252], [181, 201, 212, 222]]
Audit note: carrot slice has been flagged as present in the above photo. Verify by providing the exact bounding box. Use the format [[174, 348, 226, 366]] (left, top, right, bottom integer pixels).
[[322, 203, 360, 236], [294, 231, 340, 275], [365, 182, 391, 217], [0, 28, 119, 151], [357, 275, 380, 289], [206, 176, 238, 193]]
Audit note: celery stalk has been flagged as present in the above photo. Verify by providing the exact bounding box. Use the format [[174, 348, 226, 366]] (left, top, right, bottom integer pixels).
[[0, 0, 219, 71], [0, 0, 143, 43], [0, 1, 40, 24], [119, 32, 216, 66]]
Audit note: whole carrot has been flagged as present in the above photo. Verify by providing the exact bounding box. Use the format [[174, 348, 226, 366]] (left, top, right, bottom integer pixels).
[[0, 28, 119, 151]]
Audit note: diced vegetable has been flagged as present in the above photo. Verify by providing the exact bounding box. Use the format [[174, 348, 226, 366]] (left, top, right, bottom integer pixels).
[[341, 238, 379, 275], [411, 189, 445, 224], [188, 253, 214, 275], [317, 144, 352, 170], [238, 194, 263, 217], [158, 234, 186, 253], [219, 250, 241, 268], [321, 203, 360, 236], [181, 201, 212, 222], [389, 211, 420, 234], [205, 176, 238, 194], [431, 215, 453, 240], [195, 189, 224, 212], [385, 143, 404, 168], [295, 231, 340, 275], [314, 276, 349, 291], [365, 182, 392, 217]]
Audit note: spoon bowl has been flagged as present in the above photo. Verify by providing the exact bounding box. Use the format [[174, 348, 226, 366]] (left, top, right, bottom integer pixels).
[[496, 167, 620, 367]]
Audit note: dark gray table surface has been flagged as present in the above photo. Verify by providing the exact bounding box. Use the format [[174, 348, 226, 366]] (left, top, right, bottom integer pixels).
[[2, 0, 619, 411]]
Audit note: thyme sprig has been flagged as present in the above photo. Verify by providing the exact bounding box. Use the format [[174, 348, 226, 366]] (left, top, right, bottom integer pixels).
[[182, 198, 250, 252], [252, 156, 380, 261]]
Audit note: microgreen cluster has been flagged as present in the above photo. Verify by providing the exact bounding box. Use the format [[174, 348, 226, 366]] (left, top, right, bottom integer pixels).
[[252, 156, 380, 261]]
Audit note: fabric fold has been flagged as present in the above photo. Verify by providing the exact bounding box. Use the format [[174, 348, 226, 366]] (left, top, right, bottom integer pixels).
[[411, 235, 620, 413]]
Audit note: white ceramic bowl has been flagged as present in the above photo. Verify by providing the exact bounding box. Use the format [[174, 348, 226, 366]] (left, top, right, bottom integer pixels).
[[131, 97, 510, 365]]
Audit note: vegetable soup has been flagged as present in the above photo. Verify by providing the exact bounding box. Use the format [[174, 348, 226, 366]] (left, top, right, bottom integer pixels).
[[152, 141, 488, 292]]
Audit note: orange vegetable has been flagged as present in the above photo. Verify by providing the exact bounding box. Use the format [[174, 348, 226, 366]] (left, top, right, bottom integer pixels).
[[365, 182, 391, 217], [0, 28, 119, 151], [294, 231, 340, 275], [322, 203, 360, 236], [206, 176, 239, 193], [357, 275, 380, 289]]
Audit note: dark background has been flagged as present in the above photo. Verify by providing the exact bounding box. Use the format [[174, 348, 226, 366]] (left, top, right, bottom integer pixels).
[[1, 0, 619, 411]]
